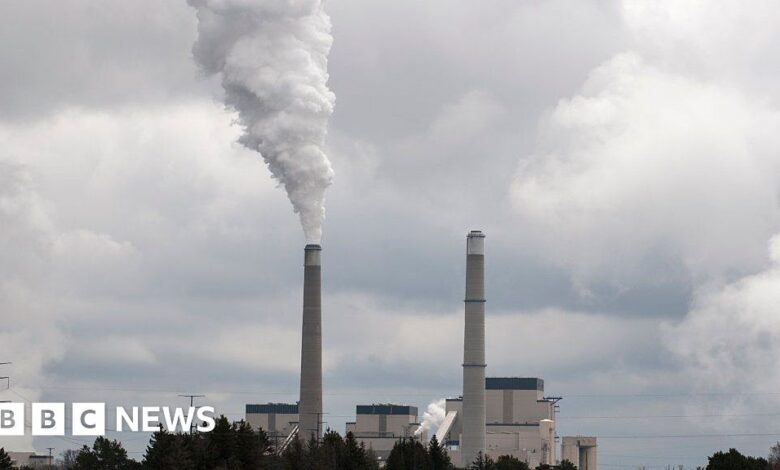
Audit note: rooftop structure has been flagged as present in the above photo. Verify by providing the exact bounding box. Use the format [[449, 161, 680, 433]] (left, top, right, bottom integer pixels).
[[346, 403, 424, 460], [245, 402, 299, 443]]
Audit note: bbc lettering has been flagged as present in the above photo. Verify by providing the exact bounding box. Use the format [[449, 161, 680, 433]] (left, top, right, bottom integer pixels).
[[0, 403, 216, 436], [0, 403, 24, 436]]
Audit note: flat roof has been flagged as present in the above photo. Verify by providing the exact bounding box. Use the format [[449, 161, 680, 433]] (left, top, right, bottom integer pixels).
[[356, 404, 418, 416], [246, 403, 298, 414], [486, 377, 544, 391]]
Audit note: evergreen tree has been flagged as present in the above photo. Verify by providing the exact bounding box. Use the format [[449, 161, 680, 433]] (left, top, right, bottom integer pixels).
[[303, 435, 321, 470], [343, 432, 365, 470], [365, 445, 380, 470], [143, 426, 192, 470], [320, 429, 346, 469], [469, 452, 495, 470], [207, 415, 237, 469], [494, 455, 528, 470], [0, 448, 13, 470], [256, 426, 288, 470], [282, 435, 305, 470], [386, 438, 431, 470], [74, 445, 99, 469], [706, 448, 768, 470], [427, 435, 452, 470], [73, 437, 142, 470], [342, 432, 378, 470], [181, 432, 211, 470], [558, 460, 577, 470], [234, 420, 265, 469]]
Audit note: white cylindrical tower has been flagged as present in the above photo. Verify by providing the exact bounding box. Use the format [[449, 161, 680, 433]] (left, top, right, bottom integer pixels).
[[462, 230, 486, 466], [299, 244, 322, 440]]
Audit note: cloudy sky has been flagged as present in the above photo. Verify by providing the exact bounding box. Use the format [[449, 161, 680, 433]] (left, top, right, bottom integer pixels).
[[1, 0, 780, 467]]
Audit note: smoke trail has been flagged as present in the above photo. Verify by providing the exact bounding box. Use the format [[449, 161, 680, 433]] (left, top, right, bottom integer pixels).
[[416, 398, 446, 437], [664, 234, 780, 404], [188, 0, 335, 243]]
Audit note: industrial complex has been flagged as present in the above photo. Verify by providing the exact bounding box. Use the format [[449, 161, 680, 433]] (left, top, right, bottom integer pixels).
[[246, 231, 598, 468]]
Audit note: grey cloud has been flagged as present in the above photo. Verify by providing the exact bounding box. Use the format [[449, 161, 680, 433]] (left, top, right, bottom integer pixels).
[[0, 0, 207, 120], [2, 1, 778, 466], [513, 53, 780, 288], [327, 0, 627, 144]]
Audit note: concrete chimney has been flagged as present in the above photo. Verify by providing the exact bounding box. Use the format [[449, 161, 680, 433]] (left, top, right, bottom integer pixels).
[[462, 230, 486, 466], [299, 244, 322, 440]]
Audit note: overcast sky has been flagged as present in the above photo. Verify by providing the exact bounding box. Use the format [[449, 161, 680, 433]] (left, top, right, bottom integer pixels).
[[2, 0, 780, 467]]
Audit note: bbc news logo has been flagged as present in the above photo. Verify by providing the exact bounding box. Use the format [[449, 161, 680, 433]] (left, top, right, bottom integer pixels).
[[0, 403, 216, 436]]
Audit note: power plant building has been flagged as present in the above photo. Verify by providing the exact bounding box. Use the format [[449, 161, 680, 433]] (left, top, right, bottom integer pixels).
[[244, 402, 425, 460], [562, 436, 598, 470], [437, 378, 559, 468], [244, 230, 598, 468], [245, 403, 299, 443], [345, 404, 425, 460]]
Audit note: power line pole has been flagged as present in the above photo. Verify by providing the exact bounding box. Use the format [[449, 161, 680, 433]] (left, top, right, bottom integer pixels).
[[544, 394, 563, 459], [179, 394, 205, 434], [46, 447, 54, 468]]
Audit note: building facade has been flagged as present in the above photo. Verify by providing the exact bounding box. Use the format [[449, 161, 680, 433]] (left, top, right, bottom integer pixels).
[[245, 403, 299, 445], [438, 377, 559, 468], [561, 436, 598, 470], [345, 404, 424, 460]]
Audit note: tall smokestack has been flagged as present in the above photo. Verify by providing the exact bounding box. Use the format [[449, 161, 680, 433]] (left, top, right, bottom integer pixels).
[[462, 230, 486, 466], [299, 244, 322, 440]]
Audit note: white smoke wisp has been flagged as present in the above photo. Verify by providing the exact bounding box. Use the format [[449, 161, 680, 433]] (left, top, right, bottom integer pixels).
[[415, 398, 446, 437], [664, 234, 780, 403], [188, 0, 336, 243]]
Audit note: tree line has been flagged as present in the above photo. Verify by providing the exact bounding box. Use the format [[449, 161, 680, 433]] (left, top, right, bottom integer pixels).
[[3, 417, 780, 469]]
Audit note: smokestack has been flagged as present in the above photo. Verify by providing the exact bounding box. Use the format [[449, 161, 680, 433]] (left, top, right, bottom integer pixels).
[[299, 244, 322, 440], [462, 230, 486, 466]]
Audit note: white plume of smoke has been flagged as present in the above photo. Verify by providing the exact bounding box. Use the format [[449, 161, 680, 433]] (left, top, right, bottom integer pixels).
[[0, 159, 62, 450], [512, 0, 780, 416], [188, 0, 335, 243], [415, 398, 446, 437], [664, 235, 780, 402]]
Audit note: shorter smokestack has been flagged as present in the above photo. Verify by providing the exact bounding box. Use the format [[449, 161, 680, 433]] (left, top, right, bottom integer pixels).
[[462, 230, 486, 466], [299, 244, 322, 440]]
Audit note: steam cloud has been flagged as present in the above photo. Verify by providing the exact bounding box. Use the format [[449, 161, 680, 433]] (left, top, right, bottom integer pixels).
[[665, 235, 780, 401], [188, 0, 336, 243], [513, 0, 780, 413], [416, 398, 446, 436]]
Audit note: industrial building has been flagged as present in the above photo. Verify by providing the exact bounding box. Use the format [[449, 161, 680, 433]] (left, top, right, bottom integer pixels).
[[345, 404, 425, 460], [436, 378, 558, 468], [245, 397, 597, 468], [245, 403, 299, 444], [5, 452, 51, 468], [245, 231, 598, 468], [562, 436, 598, 470], [245, 402, 425, 460]]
